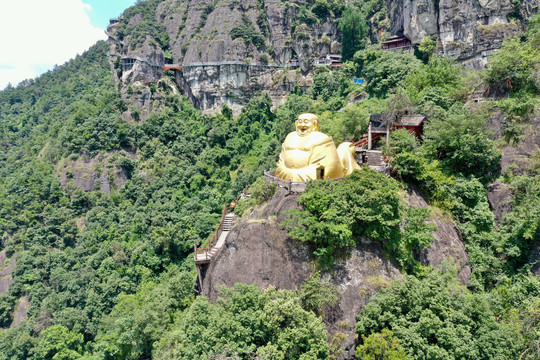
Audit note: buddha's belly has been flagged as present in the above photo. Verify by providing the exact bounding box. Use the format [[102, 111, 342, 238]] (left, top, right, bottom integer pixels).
[[283, 149, 311, 169]]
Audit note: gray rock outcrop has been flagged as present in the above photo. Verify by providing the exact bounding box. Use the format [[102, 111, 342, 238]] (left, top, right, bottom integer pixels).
[[387, 0, 529, 68], [10, 296, 30, 328], [202, 184, 471, 357], [57, 151, 136, 194], [202, 188, 402, 359], [107, 0, 339, 113], [408, 186, 471, 284], [0, 250, 16, 295], [487, 181, 514, 224]]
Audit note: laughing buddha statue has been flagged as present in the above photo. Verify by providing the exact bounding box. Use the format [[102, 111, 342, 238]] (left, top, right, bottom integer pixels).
[[274, 113, 360, 181]]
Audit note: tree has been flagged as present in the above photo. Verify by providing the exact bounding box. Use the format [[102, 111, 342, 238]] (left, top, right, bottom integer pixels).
[[339, 8, 368, 61], [422, 113, 501, 179], [356, 270, 526, 359], [283, 169, 403, 267], [356, 329, 411, 360], [353, 48, 422, 97], [32, 325, 83, 360], [154, 284, 329, 360]]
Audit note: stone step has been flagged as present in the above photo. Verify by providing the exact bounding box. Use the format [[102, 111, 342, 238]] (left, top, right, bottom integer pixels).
[[365, 150, 383, 166]]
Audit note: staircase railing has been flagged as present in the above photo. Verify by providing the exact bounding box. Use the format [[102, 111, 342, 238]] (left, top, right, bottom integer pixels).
[[194, 186, 250, 260]]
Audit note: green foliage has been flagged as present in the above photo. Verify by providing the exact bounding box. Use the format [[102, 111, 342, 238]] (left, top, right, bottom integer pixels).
[[498, 174, 540, 273], [355, 329, 411, 360], [230, 16, 265, 50], [485, 15, 540, 93], [0, 295, 16, 327], [382, 128, 417, 159], [353, 48, 422, 97], [92, 267, 195, 360], [1, 1, 539, 358], [234, 177, 277, 216], [356, 270, 526, 359], [319, 97, 385, 142], [154, 284, 329, 359], [416, 35, 438, 63], [299, 272, 339, 315], [495, 91, 539, 143], [116, 0, 169, 50], [0, 39, 281, 359], [32, 325, 83, 360], [398, 208, 437, 271], [422, 113, 501, 180], [311, 67, 353, 102], [339, 7, 369, 61], [405, 56, 467, 107], [283, 169, 404, 267]]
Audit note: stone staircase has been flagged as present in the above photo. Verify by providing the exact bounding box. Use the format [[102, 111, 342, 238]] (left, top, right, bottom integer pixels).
[[195, 213, 237, 264], [222, 213, 236, 231]]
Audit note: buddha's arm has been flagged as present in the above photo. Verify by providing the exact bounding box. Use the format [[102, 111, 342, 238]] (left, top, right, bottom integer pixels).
[[310, 139, 344, 179], [274, 145, 290, 179]]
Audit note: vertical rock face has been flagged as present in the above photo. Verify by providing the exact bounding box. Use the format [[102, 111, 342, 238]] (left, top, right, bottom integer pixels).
[[387, 0, 529, 69], [438, 0, 519, 68], [403, 0, 439, 44], [107, 0, 340, 113], [408, 186, 471, 284], [0, 250, 16, 295], [10, 296, 30, 328], [202, 188, 402, 359], [180, 64, 313, 113], [107, 0, 538, 112]]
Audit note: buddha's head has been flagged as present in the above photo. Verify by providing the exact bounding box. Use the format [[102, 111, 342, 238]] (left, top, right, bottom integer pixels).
[[295, 113, 319, 137]]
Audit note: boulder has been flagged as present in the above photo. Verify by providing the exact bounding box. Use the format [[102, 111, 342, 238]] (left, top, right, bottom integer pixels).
[[487, 181, 514, 224], [408, 186, 471, 284], [202, 188, 402, 359]]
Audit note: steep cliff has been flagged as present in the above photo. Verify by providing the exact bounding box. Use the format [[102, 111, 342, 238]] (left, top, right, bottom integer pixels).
[[106, 0, 538, 113], [202, 185, 470, 359], [387, 0, 538, 68], [106, 0, 341, 115]]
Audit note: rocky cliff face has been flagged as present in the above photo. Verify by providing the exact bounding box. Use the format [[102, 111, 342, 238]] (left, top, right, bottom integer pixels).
[[107, 0, 538, 113], [202, 185, 470, 358], [180, 64, 313, 112], [106, 0, 340, 115], [386, 0, 536, 69]]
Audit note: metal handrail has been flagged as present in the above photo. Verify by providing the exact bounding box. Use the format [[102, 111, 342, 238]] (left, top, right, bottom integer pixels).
[[194, 185, 250, 262]]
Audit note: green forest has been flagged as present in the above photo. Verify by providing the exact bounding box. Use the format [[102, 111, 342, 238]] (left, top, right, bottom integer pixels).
[[0, 0, 539, 359]]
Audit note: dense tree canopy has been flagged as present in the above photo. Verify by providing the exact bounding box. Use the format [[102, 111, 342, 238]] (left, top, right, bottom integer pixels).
[[0, 2, 539, 360]]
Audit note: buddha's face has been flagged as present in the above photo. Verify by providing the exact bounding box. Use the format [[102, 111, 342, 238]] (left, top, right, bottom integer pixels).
[[295, 114, 318, 137]]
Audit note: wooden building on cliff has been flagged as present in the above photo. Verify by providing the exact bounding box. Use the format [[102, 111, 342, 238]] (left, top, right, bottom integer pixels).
[[382, 35, 413, 51]]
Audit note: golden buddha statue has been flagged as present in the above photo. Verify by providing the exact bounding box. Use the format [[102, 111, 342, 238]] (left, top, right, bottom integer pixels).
[[274, 113, 360, 181]]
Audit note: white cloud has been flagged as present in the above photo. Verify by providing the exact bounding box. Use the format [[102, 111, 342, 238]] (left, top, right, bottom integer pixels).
[[0, 0, 107, 89]]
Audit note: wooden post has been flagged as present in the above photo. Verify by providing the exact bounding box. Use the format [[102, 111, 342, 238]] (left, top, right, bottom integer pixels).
[[196, 264, 204, 293], [368, 122, 372, 150], [386, 124, 390, 147]]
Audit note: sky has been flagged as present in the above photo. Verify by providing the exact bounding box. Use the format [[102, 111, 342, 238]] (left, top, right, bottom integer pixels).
[[0, 0, 137, 90]]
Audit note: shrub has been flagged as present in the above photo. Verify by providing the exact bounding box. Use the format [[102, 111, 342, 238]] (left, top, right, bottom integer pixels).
[[299, 271, 339, 316], [154, 284, 329, 359], [356, 329, 411, 360], [354, 48, 422, 97], [356, 270, 526, 359], [422, 113, 501, 180], [283, 169, 404, 267]]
